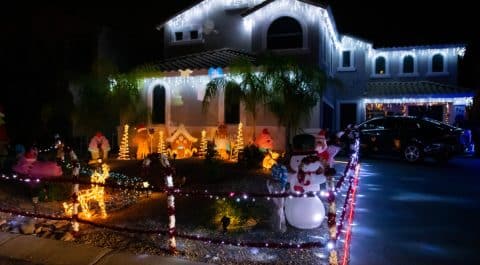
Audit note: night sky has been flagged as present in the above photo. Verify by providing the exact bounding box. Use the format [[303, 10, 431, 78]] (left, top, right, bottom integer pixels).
[[1, 0, 478, 142]]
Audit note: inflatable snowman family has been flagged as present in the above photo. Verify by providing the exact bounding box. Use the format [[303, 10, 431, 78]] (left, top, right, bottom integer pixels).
[[282, 131, 337, 229]]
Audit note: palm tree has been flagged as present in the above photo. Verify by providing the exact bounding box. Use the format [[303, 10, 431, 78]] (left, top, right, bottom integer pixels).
[[262, 55, 327, 152], [203, 58, 268, 140]]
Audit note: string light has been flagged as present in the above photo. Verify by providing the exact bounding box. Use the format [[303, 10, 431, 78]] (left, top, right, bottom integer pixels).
[[231, 122, 244, 161], [118, 124, 130, 160]]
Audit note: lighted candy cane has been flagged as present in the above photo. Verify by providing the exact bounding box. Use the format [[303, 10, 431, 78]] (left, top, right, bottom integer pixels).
[[70, 149, 81, 234], [161, 154, 176, 254]]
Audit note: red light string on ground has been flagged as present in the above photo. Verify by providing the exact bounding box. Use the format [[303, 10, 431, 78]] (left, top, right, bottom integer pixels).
[[341, 163, 360, 265], [0, 207, 327, 249]]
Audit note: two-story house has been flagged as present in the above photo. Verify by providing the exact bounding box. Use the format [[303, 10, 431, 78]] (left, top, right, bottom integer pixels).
[[138, 0, 472, 151]]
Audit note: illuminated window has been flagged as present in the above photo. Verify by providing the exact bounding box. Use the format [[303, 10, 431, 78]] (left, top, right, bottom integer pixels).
[[375, 56, 386, 74], [267, 17, 303, 50], [403, 55, 414, 73], [432, 54, 444, 72], [152, 85, 166, 124]]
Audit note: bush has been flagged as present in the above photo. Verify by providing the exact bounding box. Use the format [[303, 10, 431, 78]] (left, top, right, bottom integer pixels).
[[239, 144, 263, 168]]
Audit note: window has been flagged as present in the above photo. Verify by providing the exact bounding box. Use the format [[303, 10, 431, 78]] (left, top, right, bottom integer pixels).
[[342, 50, 352, 68], [224, 87, 240, 124], [403, 55, 414, 73], [152, 85, 166, 124], [267, 16, 303, 50], [432, 54, 444, 72], [375, 56, 386, 75], [174, 32, 183, 41], [190, 30, 199, 40]]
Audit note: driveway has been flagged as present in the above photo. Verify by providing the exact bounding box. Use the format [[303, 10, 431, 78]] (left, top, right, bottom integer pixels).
[[350, 156, 480, 265]]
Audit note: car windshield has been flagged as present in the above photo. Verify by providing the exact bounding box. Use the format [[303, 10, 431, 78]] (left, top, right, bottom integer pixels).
[[422, 117, 457, 130]]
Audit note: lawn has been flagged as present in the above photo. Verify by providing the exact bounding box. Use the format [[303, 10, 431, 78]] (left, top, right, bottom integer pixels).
[[0, 154, 353, 265]]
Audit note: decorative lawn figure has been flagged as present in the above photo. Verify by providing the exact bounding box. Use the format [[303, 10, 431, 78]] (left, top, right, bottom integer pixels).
[[133, 124, 150, 160], [12, 148, 62, 178], [286, 134, 327, 229], [63, 163, 109, 219], [316, 129, 340, 172], [166, 124, 198, 159], [262, 149, 279, 170], [214, 124, 230, 160], [255, 128, 274, 152], [88, 132, 111, 161]]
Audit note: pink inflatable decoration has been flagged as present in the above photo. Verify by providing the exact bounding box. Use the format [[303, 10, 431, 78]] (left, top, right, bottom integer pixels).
[[12, 149, 62, 178]]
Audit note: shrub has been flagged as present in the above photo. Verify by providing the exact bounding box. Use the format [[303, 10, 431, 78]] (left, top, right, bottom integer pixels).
[[239, 144, 263, 168]]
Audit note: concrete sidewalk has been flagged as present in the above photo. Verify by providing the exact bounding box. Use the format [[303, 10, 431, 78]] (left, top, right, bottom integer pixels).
[[0, 232, 210, 265]]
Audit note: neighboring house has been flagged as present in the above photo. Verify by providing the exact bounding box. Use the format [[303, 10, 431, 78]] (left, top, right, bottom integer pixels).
[[138, 0, 472, 151]]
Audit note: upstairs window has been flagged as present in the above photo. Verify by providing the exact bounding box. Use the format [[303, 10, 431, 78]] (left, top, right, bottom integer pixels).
[[403, 55, 414, 73], [342, 50, 352, 68], [190, 30, 199, 40], [432, 54, 444, 72], [267, 16, 303, 50], [174, 32, 183, 41], [375, 56, 386, 75], [171, 26, 203, 44]]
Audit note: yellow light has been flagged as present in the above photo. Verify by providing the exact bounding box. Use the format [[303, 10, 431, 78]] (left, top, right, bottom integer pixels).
[[262, 150, 279, 170], [63, 164, 109, 219]]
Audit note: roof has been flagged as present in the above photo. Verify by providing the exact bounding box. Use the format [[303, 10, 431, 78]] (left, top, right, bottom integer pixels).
[[156, 48, 257, 72], [241, 0, 327, 17], [365, 81, 474, 98], [374, 43, 466, 51]]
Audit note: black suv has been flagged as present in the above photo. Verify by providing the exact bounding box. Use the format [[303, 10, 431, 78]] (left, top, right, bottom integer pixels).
[[357, 116, 465, 162]]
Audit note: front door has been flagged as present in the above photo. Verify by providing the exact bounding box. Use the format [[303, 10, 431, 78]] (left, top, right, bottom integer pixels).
[[340, 103, 357, 130]]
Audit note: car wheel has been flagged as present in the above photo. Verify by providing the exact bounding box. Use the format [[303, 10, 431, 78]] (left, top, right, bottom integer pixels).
[[404, 144, 422, 163]]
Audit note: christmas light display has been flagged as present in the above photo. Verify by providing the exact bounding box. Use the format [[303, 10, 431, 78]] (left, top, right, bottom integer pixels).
[[0, 138, 362, 263], [231, 122, 244, 161], [157, 130, 167, 155], [63, 164, 109, 219], [118, 124, 130, 160]]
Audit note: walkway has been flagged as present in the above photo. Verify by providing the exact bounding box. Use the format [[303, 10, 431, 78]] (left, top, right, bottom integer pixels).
[[0, 232, 210, 265]]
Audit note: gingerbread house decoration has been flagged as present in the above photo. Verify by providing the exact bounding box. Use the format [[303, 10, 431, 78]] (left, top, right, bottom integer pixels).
[[166, 124, 198, 159]]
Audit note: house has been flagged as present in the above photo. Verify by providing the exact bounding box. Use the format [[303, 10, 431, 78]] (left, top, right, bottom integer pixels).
[[138, 0, 472, 151]]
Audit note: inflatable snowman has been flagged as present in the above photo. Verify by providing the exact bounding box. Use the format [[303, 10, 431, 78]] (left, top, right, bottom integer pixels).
[[285, 152, 326, 229]]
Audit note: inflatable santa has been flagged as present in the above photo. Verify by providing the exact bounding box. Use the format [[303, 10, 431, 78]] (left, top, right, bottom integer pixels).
[[88, 132, 111, 161]]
